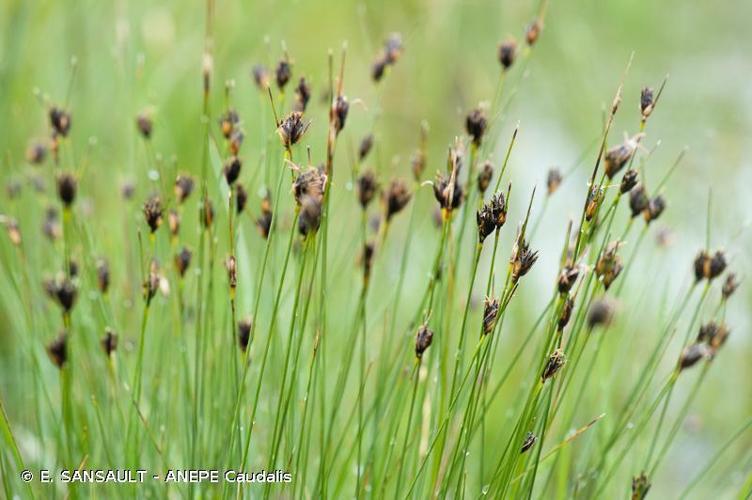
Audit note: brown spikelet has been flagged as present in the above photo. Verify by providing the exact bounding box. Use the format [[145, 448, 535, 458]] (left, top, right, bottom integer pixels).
[[238, 317, 253, 352], [143, 259, 160, 305], [520, 432, 537, 453], [359, 134, 374, 162], [629, 185, 649, 218], [49, 106, 72, 137], [294, 77, 312, 112], [640, 87, 655, 119], [620, 169, 639, 194], [498, 38, 517, 70], [546, 168, 562, 196], [101, 328, 118, 357], [226, 255, 237, 290], [3, 218, 21, 246], [174, 175, 195, 204], [275, 59, 292, 91], [631, 472, 651, 500], [476, 202, 496, 244], [510, 235, 539, 283], [143, 195, 163, 233], [251, 64, 270, 90], [558, 265, 579, 294], [477, 161, 494, 194], [587, 298, 615, 329], [26, 140, 48, 164], [278, 112, 309, 149], [465, 108, 488, 147], [333, 95, 350, 135], [43, 207, 61, 241], [679, 343, 709, 371], [357, 170, 378, 209], [298, 195, 322, 236], [604, 134, 642, 179], [643, 195, 666, 223], [525, 19, 542, 46], [542, 348, 566, 382], [174, 246, 192, 278], [415, 324, 434, 359], [200, 197, 215, 229], [558, 296, 574, 331], [722, 273, 738, 300], [482, 297, 500, 335], [256, 192, 273, 239], [56, 172, 77, 207], [44, 274, 78, 313], [595, 242, 624, 290], [293, 167, 327, 206], [223, 156, 242, 185], [47, 332, 68, 369], [384, 179, 412, 221], [168, 209, 180, 238], [236, 183, 248, 214], [218, 109, 239, 139], [96, 258, 110, 294], [136, 112, 153, 139]]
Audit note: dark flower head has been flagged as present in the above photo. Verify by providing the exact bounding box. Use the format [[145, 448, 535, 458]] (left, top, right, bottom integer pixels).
[[136, 112, 153, 139], [359, 134, 374, 161], [143, 259, 160, 305], [511, 236, 539, 282], [643, 195, 666, 223], [585, 185, 603, 222], [277, 112, 309, 148], [525, 19, 542, 46], [415, 324, 434, 359], [411, 149, 426, 181], [56, 172, 77, 207], [629, 185, 649, 218], [275, 59, 292, 90], [546, 168, 562, 195], [229, 129, 244, 155], [293, 167, 327, 206], [121, 181, 135, 200], [26, 140, 48, 165], [433, 171, 463, 212], [357, 170, 378, 209], [722, 273, 739, 300], [251, 64, 270, 90], [174, 174, 195, 204], [620, 169, 639, 194], [174, 246, 192, 278], [595, 242, 623, 290], [640, 87, 655, 119], [558, 296, 574, 331], [236, 183, 248, 214], [143, 196, 163, 233], [477, 161, 494, 194], [498, 38, 517, 70], [4, 218, 21, 246], [294, 77, 312, 112], [169, 208, 180, 235], [632, 472, 651, 500], [44, 274, 78, 313], [490, 192, 507, 229], [49, 106, 72, 137], [43, 207, 60, 241], [362, 241, 376, 282], [96, 258, 110, 294], [679, 343, 709, 371], [604, 135, 641, 178], [47, 332, 68, 369], [333, 95, 350, 135], [520, 432, 537, 453], [238, 317, 253, 352], [384, 33, 404, 64], [200, 197, 215, 229], [226, 255, 237, 289], [465, 108, 487, 147], [223, 156, 242, 185], [541, 348, 566, 382], [219, 109, 239, 139], [256, 192, 273, 239], [384, 179, 412, 221], [298, 195, 322, 236], [101, 328, 118, 357], [709, 250, 727, 279], [558, 265, 579, 294], [483, 296, 500, 335], [372, 57, 388, 82], [476, 203, 496, 244], [587, 298, 615, 329]]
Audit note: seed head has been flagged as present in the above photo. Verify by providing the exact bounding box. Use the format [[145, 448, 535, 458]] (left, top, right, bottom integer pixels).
[[357, 170, 379, 209], [558, 296, 574, 331], [202, 52, 213, 94], [498, 38, 517, 70], [121, 181, 135, 200], [43, 207, 61, 241], [101, 328, 118, 357], [362, 241, 376, 282], [298, 195, 322, 236], [476, 203, 496, 244], [697, 321, 730, 355], [643, 195, 666, 223], [629, 185, 649, 218], [542, 348, 566, 382], [595, 242, 623, 290], [722, 273, 739, 300], [168, 209, 180, 237], [679, 343, 709, 371], [604, 135, 641, 178], [384, 179, 412, 221], [631, 472, 651, 500], [200, 197, 215, 229], [223, 156, 242, 185], [278, 112, 309, 149], [26, 141, 48, 165], [585, 185, 603, 222], [136, 112, 153, 139], [384, 33, 404, 64], [359, 134, 374, 162], [511, 236, 539, 282], [174, 174, 195, 204], [218, 109, 239, 139], [372, 57, 388, 82], [640, 87, 655, 119], [477, 161, 494, 194], [238, 317, 253, 352], [174, 246, 192, 278], [293, 167, 327, 206], [620, 169, 639, 194], [49, 106, 72, 137], [333, 95, 350, 135], [520, 432, 537, 453], [226, 255, 237, 289], [411, 149, 426, 181], [558, 265, 579, 294], [56, 172, 77, 207], [482, 297, 500, 335], [3, 218, 21, 246], [275, 59, 292, 90], [415, 324, 434, 359], [143, 259, 160, 305], [256, 192, 273, 239], [490, 192, 507, 229], [96, 258, 110, 294], [546, 168, 562, 196], [465, 108, 487, 147], [236, 183, 248, 214], [143, 196, 163, 233], [587, 298, 615, 329], [525, 19, 542, 46], [251, 64, 270, 90], [294, 77, 312, 112], [433, 171, 463, 212], [47, 332, 68, 369], [693, 250, 726, 282], [44, 274, 78, 313]]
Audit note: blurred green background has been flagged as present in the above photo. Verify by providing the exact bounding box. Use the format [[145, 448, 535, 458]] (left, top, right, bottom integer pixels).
[[1, 0, 750, 497]]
